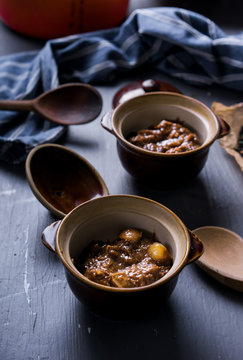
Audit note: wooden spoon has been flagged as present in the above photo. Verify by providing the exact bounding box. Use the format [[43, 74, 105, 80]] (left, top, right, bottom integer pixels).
[[193, 226, 243, 292], [0, 83, 102, 125], [25, 143, 109, 218]]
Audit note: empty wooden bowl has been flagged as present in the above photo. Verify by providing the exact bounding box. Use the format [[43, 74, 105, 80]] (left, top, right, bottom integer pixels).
[[25, 143, 109, 218]]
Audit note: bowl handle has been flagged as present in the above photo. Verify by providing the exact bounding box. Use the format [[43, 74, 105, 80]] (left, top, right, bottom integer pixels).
[[186, 229, 204, 264], [41, 220, 61, 253], [216, 115, 230, 138], [101, 110, 114, 134]]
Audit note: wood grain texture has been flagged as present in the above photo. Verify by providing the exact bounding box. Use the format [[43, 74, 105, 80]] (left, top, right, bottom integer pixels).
[[0, 1, 243, 359], [195, 226, 243, 292]]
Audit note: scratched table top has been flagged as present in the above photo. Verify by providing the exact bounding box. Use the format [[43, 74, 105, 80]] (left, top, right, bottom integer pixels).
[[1, 2, 243, 360]]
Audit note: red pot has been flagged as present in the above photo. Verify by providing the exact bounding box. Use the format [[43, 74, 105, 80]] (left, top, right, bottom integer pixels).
[[0, 0, 129, 39]]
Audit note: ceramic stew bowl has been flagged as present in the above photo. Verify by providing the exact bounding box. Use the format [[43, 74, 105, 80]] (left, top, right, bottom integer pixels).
[[42, 195, 203, 316], [101, 92, 230, 184]]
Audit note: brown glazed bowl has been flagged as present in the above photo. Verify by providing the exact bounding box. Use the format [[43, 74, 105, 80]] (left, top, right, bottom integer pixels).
[[101, 92, 230, 184], [25, 144, 109, 218], [42, 195, 203, 316]]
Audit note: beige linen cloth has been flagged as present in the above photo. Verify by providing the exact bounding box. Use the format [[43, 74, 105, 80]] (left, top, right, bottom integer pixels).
[[211, 102, 243, 171]]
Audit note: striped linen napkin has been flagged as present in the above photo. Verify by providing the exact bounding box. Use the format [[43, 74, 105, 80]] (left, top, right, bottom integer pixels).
[[0, 7, 243, 164]]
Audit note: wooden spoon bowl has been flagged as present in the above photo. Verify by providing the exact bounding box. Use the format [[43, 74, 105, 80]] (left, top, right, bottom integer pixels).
[[0, 83, 103, 125], [194, 226, 243, 292]]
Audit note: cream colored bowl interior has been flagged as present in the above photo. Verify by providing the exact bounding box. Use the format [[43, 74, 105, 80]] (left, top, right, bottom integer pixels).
[[113, 93, 219, 147], [57, 195, 190, 289]]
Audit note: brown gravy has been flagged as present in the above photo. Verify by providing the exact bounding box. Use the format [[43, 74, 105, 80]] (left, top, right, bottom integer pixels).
[[75, 229, 173, 288], [128, 119, 200, 153]]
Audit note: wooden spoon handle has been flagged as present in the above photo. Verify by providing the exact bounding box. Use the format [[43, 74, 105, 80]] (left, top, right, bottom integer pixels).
[[0, 99, 34, 112]]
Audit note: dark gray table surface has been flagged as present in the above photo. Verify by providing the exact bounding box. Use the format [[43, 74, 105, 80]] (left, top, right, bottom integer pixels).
[[0, 2, 243, 360]]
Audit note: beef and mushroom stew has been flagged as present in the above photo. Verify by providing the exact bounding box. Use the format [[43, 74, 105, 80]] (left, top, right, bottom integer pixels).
[[74, 228, 173, 288], [128, 119, 200, 153]]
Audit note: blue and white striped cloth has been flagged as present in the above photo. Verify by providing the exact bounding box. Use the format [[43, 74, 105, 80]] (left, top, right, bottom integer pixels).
[[1, 7, 243, 164]]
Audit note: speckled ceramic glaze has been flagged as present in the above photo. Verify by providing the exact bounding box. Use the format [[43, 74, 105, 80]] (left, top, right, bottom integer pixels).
[[101, 92, 230, 184], [42, 195, 203, 316]]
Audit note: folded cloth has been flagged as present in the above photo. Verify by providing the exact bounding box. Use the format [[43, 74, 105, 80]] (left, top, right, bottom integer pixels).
[[1, 7, 243, 164]]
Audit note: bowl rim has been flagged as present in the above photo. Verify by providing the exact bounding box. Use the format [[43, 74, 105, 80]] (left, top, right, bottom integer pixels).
[[112, 91, 220, 158], [25, 143, 109, 218], [55, 194, 191, 293]]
